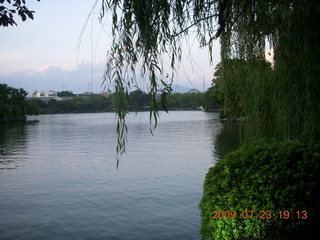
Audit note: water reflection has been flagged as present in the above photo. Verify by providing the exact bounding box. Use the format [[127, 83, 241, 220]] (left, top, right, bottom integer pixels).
[[0, 123, 28, 170], [0, 112, 219, 240], [213, 122, 242, 160]]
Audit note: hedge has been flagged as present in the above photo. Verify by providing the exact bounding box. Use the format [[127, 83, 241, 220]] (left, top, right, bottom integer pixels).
[[200, 141, 320, 239]]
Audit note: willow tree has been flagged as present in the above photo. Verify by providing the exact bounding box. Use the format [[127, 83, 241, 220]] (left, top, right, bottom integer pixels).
[[99, 0, 320, 165]]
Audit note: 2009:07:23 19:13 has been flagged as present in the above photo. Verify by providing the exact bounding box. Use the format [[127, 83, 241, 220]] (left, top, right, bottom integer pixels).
[[211, 210, 308, 220]]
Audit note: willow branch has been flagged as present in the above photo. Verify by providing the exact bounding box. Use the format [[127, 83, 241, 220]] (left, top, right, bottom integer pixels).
[[169, 13, 219, 37]]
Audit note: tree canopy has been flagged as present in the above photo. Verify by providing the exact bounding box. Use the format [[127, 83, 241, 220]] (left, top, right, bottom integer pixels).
[[0, 84, 27, 123], [0, 0, 40, 27], [99, 0, 320, 163]]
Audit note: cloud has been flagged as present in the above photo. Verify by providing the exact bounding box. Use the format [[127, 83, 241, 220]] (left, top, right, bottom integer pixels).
[[0, 62, 106, 95], [0, 57, 216, 95], [36, 65, 50, 73]]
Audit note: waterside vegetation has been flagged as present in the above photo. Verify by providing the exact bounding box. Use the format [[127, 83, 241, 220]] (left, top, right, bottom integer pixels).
[[1, 0, 319, 238], [98, 0, 320, 238], [0, 84, 27, 123], [0, 86, 216, 120], [200, 141, 320, 239], [26, 90, 216, 114]]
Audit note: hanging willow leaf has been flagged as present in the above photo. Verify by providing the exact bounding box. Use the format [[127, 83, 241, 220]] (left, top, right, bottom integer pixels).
[[100, 0, 320, 167]]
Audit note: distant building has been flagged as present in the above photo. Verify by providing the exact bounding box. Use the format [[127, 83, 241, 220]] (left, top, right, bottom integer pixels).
[[32, 90, 58, 97], [188, 88, 200, 93], [28, 90, 62, 102]]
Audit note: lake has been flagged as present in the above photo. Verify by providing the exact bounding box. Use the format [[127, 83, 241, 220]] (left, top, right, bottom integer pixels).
[[0, 111, 226, 240]]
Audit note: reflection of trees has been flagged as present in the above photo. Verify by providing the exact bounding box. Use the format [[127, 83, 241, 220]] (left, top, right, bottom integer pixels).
[[0, 123, 27, 170], [213, 122, 242, 160]]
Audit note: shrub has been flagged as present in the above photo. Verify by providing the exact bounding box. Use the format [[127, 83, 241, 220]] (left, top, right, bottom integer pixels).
[[200, 141, 320, 239]]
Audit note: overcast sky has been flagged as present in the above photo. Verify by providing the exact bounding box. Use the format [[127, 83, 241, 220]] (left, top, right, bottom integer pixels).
[[0, 0, 220, 94]]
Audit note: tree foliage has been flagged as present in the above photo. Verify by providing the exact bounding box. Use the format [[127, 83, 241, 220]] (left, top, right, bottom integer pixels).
[[218, 0, 320, 143], [27, 95, 114, 114], [0, 0, 40, 27], [200, 140, 320, 239], [26, 92, 206, 114], [213, 58, 272, 119], [100, 0, 221, 162], [166, 92, 204, 110], [0, 84, 27, 123], [129, 89, 149, 111], [57, 91, 75, 97], [100, 0, 320, 162]]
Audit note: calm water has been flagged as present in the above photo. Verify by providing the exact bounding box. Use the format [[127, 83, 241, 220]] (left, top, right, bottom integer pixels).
[[0, 111, 224, 240]]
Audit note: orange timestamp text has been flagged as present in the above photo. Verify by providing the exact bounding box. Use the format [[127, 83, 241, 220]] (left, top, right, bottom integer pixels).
[[211, 210, 308, 220]]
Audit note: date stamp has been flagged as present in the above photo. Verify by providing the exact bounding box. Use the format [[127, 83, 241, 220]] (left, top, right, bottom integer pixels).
[[211, 210, 308, 220]]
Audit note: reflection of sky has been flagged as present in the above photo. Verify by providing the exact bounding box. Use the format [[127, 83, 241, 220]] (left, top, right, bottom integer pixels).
[[0, 0, 220, 94], [0, 112, 220, 239]]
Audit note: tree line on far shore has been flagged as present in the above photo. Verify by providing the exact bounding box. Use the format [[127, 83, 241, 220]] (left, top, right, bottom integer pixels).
[[0, 83, 222, 123], [1, 57, 264, 123], [26, 89, 221, 115]]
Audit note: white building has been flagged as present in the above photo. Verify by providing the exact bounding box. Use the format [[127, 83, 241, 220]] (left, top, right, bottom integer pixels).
[[28, 90, 62, 102], [32, 90, 57, 97]]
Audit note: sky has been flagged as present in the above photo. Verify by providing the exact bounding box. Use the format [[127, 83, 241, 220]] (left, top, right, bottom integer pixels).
[[0, 0, 221, 95]]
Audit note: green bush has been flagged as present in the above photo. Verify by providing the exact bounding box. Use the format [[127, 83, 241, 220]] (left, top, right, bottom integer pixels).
[[200, 141, 320, 239]]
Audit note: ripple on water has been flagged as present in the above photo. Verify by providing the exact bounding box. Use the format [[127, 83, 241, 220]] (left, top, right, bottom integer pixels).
[[0, 112, 220, 239]]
